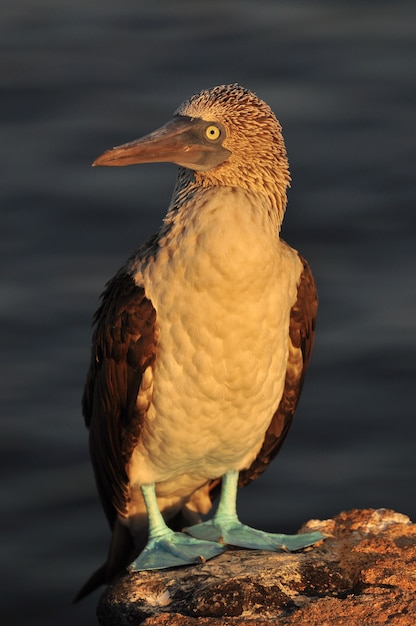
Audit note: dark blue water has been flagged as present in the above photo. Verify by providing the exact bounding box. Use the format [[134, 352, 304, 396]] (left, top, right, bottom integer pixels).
[[1, 1, 415, 624]]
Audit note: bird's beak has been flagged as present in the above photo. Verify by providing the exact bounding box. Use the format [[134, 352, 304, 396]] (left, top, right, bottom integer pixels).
[[93, 116, 231, 172]]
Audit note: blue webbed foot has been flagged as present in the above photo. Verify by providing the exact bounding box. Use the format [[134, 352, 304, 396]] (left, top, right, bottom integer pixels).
[[185, 471, 325, 553], [129, 528, 226, 571], [132, 482, 227, 571], [185, 518, 324, 551]]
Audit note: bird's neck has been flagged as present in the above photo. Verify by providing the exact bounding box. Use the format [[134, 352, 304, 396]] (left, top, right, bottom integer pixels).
[[166, 168, 286, 235], [152, 177, 285, 288], [145, 183, 284, 297]]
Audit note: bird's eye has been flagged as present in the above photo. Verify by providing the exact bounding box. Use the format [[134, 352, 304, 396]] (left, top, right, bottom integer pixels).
[[205, 125, 221, 141]]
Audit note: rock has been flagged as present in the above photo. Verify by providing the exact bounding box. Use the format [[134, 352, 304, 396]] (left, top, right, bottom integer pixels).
[[97, 509, 415, 625]]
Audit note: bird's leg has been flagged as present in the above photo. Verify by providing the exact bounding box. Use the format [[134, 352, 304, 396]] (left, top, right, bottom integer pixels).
[[185, 470, 324, 551], [129, 483, 226, 571]]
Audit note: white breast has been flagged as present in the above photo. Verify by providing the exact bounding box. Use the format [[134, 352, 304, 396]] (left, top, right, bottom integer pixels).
[[129, 187, 302, 497]]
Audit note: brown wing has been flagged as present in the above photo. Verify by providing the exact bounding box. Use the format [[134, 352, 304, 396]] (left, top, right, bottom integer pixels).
[[238, 253, 318, 487], [83, 270, 158, 528]]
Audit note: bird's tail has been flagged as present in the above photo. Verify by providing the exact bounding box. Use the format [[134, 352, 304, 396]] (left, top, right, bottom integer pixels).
[[73, 519, 136, 602]]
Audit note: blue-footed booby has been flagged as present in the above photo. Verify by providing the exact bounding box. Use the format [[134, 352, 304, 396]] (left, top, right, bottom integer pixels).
[[76, 84, 322, 600]]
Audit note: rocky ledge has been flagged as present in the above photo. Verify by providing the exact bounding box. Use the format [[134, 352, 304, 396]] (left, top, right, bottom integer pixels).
[[97, 508, 415, 625]]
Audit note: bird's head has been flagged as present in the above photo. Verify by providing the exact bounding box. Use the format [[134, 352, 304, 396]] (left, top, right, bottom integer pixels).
[[93, 84, 291, 216]]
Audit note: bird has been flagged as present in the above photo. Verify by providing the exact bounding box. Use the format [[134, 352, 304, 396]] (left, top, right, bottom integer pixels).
[[76, 83, 322, 600]]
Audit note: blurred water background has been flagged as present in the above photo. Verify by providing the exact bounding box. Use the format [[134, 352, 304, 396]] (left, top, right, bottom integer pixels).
[[1, 1, 415, 624]]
